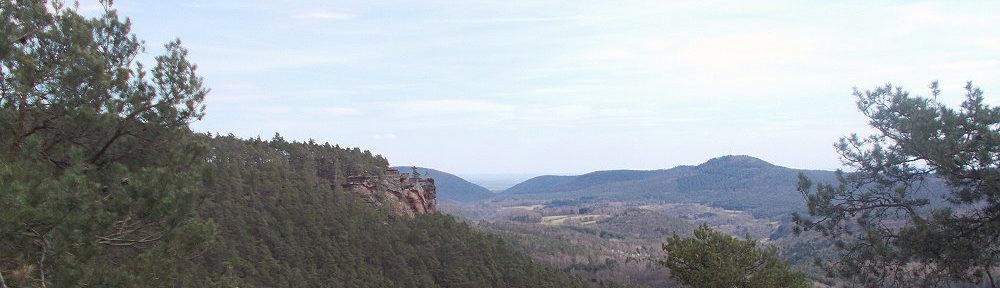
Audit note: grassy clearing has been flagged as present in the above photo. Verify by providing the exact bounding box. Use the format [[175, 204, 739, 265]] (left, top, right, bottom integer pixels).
[[541, 214, 610, 225]]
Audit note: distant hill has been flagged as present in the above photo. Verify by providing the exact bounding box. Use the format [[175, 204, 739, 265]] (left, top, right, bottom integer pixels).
[[502, 175, 576, 194], [393, 166, 495, 203], [500, 155, 838, 217]]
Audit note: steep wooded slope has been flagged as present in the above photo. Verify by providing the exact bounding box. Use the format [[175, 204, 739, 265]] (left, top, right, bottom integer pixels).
[[189, 135, 590, 287]]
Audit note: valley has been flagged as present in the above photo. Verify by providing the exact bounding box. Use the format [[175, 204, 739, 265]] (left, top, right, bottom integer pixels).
[[426, 155, 849, 287]]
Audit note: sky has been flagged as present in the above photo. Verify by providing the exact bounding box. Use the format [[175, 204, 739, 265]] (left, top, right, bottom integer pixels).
[[82, 1, 1000, 175]]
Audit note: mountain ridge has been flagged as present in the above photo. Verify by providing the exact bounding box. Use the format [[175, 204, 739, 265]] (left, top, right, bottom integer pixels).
[[499, 155, 838, 217]]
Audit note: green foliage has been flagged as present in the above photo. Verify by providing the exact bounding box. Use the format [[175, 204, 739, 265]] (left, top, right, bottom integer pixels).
[[794, 82, 1000, 287], [0, 1, 214, 286], [192, 134, 586, 287], [660, 224, 809, 288]]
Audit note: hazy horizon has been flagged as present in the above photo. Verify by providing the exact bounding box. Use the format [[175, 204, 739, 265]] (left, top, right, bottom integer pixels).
[[92, 0, 1000, 174]]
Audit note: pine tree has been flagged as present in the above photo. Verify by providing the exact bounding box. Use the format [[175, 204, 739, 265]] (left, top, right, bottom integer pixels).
[[660, 224, 809, 288], [0, 1, 214, 286], [795, 82, 1000, 287]]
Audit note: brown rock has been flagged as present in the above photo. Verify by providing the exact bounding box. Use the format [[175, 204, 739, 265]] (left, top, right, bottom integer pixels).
[[343, 168, 436, 217]]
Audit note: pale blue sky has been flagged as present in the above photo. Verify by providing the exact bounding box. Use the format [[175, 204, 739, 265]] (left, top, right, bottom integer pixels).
[[89, 1, 1000, 174]]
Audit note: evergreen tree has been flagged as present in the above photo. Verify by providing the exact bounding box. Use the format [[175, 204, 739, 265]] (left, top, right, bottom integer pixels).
[[795, 82, 1000, 287], [660, 224, 809, 288], [0, 1, 214, 286]]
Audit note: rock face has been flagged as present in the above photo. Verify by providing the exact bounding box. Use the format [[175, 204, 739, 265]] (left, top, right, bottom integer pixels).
[[343, 168, 436, 217]]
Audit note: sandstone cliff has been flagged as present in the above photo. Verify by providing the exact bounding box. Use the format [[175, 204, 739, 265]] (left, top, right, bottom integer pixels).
[[343, 168, 436, 217]]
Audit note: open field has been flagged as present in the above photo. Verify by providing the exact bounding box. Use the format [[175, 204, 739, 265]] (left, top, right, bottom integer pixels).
[[541, 214, 611, 225]]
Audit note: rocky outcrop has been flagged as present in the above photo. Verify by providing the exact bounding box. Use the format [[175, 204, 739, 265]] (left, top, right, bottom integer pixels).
[[343, 168, 436, 217]]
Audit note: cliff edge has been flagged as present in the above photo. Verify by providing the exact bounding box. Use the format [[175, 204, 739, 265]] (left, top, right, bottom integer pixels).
[[344, 168, 436, 217]]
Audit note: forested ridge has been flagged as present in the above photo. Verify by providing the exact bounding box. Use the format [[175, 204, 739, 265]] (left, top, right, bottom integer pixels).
[[190, 134, 591, 287], [499, 155, 840, 217]]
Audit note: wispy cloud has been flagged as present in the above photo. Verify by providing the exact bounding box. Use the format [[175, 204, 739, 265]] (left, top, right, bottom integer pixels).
[[431, 16, 585, 24], [180, 1, 358, 21], [371, 133, 398, 140], [125, 0, 1000, 173], [243, 105, 361, 117], [932, 60, 1000, 72], [386, 99, 515, 115], [188, 44, 368, 74], [311, 107, 362, 116], [377, 98, 695, 129], [885, 2, 993, 36], [294, 10, 357, 21]]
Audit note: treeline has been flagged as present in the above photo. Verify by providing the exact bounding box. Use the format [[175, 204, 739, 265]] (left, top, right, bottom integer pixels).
[[190, 134, 590, 287]]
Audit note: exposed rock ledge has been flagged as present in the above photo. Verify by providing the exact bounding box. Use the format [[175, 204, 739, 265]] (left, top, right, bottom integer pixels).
[[343, 168, 436, 217]]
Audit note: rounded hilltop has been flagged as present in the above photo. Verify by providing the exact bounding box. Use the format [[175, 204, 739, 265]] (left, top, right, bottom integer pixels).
[[697, 155, 776, 169]]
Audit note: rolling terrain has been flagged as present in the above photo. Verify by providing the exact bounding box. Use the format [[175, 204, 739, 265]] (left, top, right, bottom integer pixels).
[[424, 155, 951, 287], [498, 155, 836, 217]]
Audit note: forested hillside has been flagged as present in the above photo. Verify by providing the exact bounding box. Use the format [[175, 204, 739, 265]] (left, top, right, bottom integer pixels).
[[190, 135, 589, 287]]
